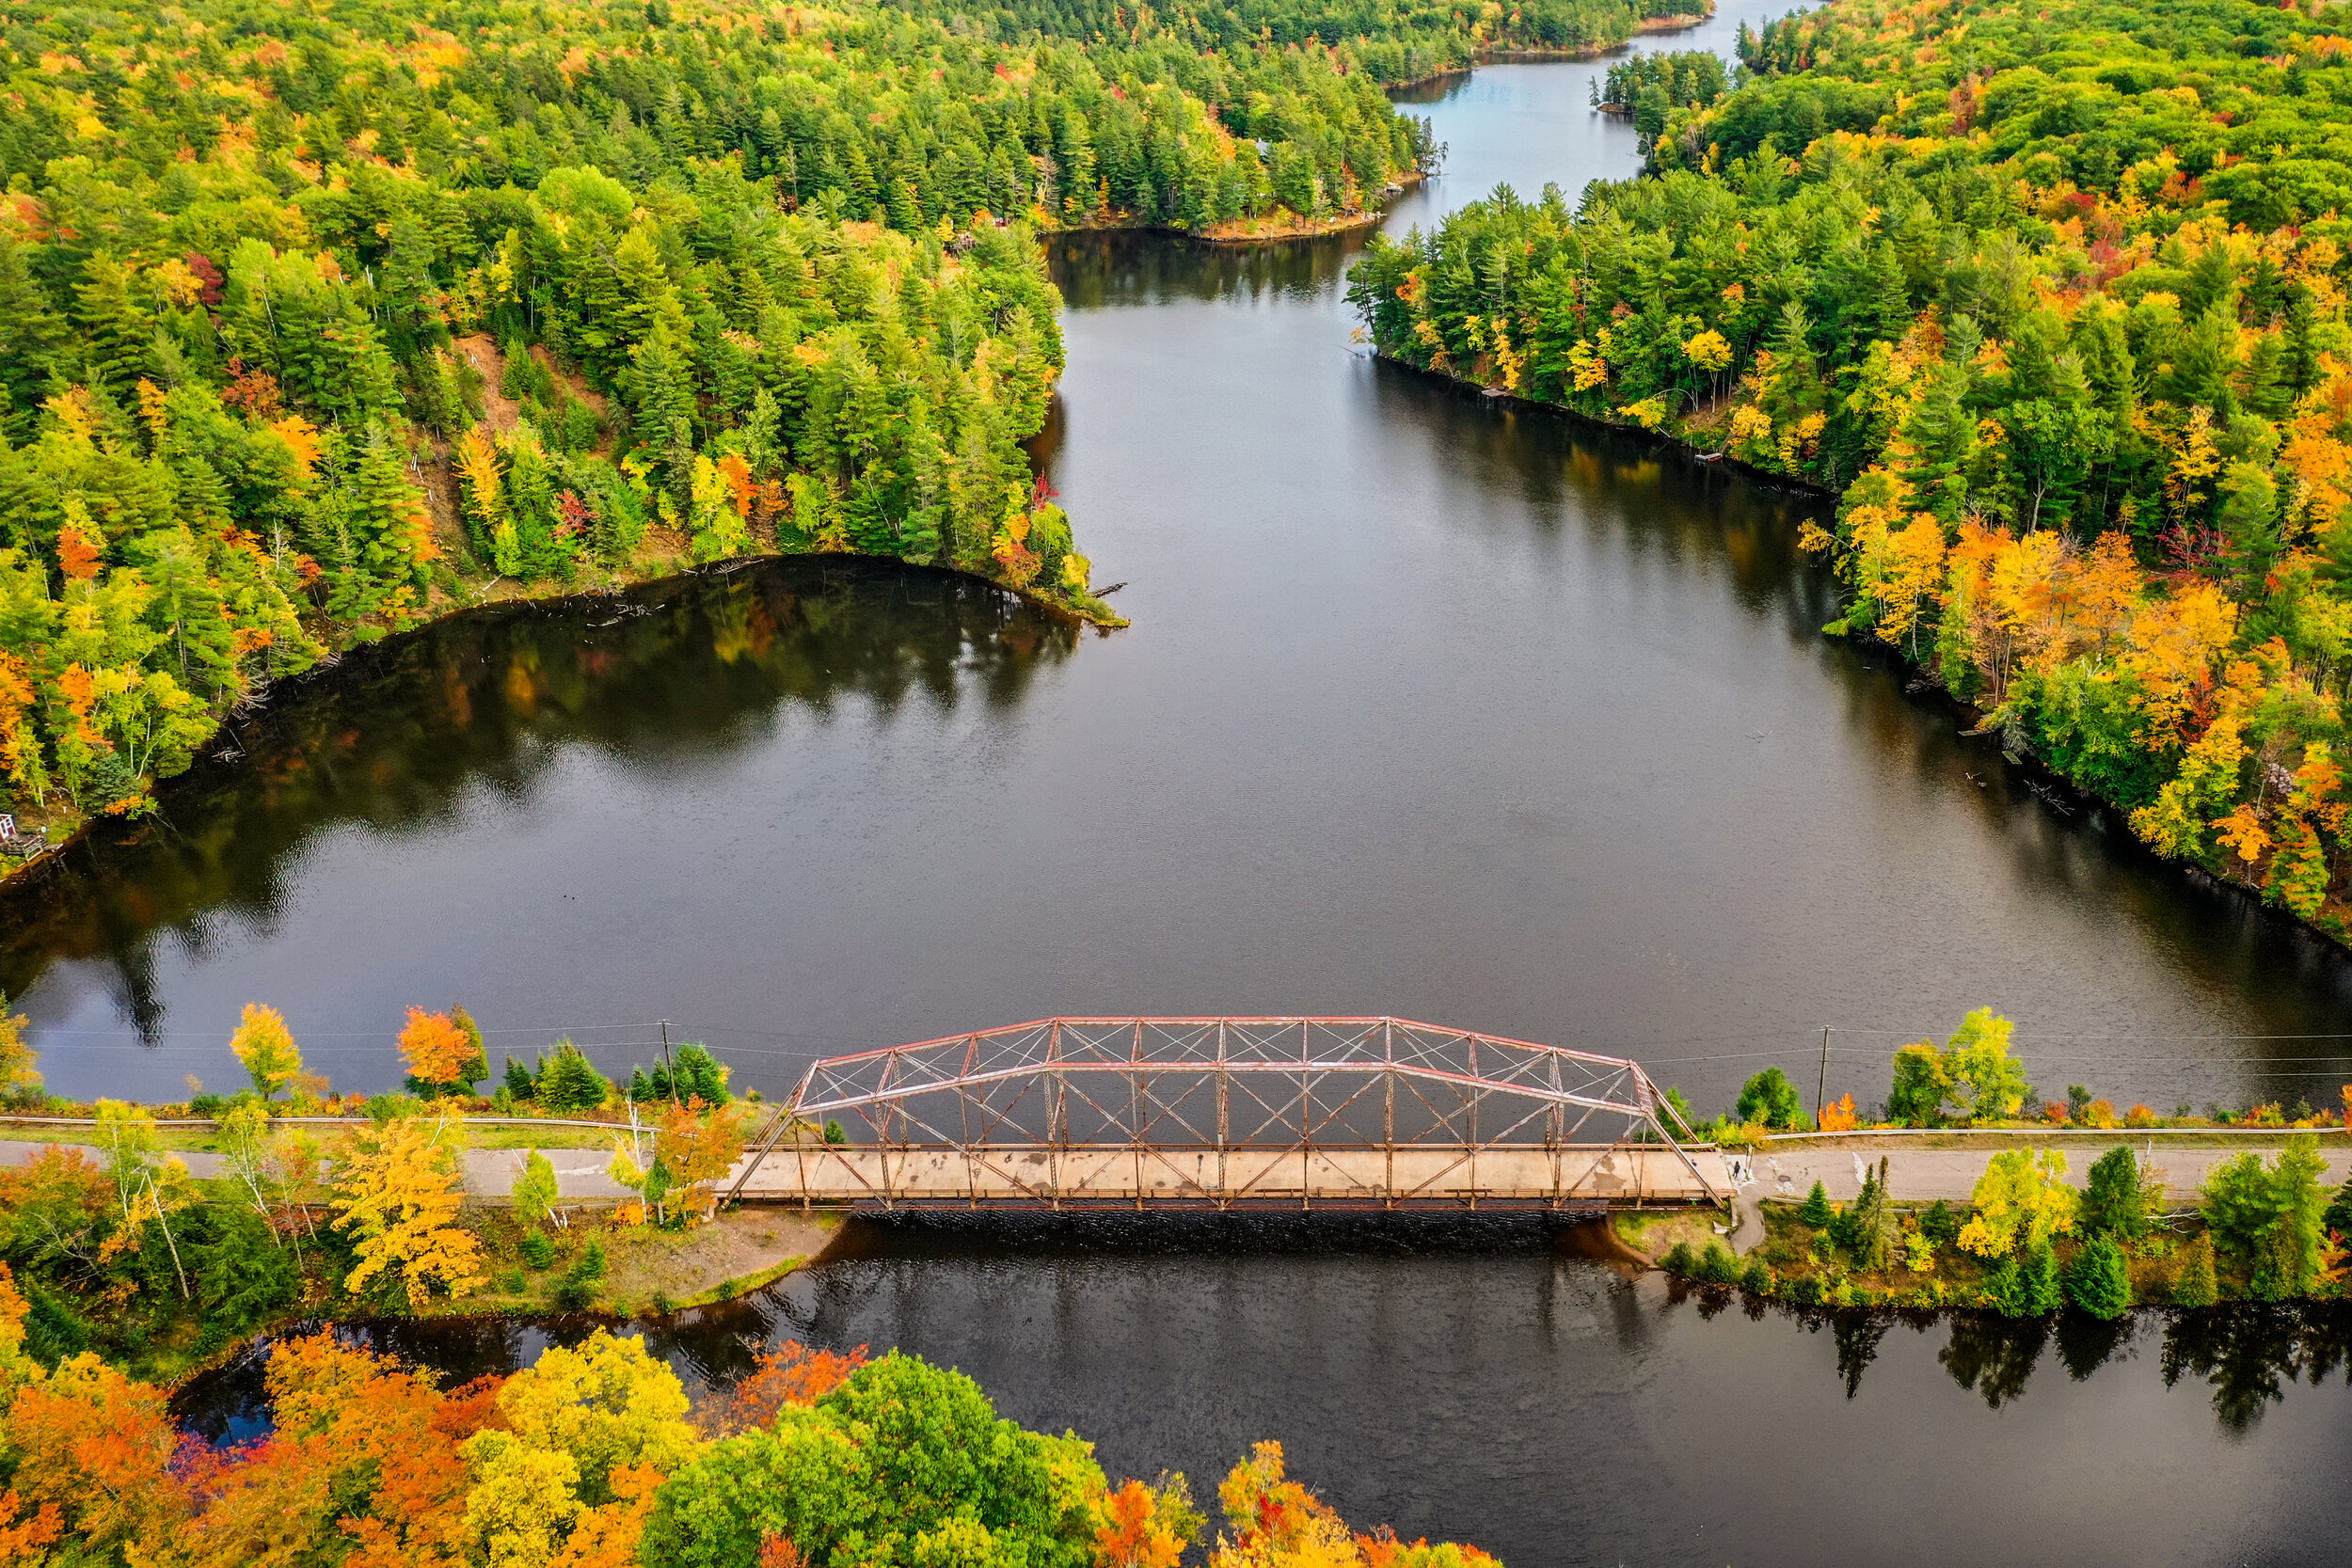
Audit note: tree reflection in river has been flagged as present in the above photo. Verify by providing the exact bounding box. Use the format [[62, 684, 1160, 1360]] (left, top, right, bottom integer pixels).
[[0, 560, 1076, 1038], [2161, 1302, 2352, 1434]]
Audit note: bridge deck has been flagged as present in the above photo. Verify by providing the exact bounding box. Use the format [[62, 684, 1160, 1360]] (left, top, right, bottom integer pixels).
[[727, 1143, 1728, 1209]]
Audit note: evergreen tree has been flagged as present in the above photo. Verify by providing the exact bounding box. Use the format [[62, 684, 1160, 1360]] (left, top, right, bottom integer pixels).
[[503, 1055, 538, 1101], [2022, 1238, 2062, 1315], [2063, 1235, 2132, 1319], [2082, 1146, 2156, 1240], [534, 1042, 612, 1113], [1800, 1180, 1832, 1227]]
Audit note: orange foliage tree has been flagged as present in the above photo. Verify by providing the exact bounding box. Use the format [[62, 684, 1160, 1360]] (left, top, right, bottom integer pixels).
[[397, 1008, 478, 1093], [695, 1341, 869, 1437]]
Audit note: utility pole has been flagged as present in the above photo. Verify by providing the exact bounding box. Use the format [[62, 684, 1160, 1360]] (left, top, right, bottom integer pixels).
[[660, 1019, 679, 1104], [1816, 1026, 1831, 1126]]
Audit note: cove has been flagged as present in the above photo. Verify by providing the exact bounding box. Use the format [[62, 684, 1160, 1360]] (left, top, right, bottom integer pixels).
[[8, 8, 2352, 1117]]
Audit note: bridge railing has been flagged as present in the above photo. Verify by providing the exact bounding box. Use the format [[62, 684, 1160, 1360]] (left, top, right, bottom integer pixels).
[[725, 1018, 1724, 1209]]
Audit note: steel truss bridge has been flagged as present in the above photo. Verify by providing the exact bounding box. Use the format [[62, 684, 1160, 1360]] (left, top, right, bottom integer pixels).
[[724, 1018, 1731, 1211]]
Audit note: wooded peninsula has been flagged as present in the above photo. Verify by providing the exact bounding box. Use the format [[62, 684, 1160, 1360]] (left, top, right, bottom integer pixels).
[[1350, 0, 2352, 949]]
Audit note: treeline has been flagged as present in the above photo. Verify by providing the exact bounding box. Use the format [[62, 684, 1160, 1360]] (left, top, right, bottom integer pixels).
[[903, 0, 1715, 89], [1349, 0, 2352, 944], [0, 0, 1449, 839], [0, 996, 761, 1376], [0, 1317, 1501, 1568]]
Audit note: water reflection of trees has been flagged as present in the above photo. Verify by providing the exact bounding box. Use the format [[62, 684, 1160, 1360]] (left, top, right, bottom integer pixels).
[[1048, 230, 1367, 309], [2161, 1303, 2352, 1433], [1667, 1286, 2352, 1427], [0, 559, 1076, 1034]]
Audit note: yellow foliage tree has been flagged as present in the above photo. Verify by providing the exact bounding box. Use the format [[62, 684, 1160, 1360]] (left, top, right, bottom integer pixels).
[[1957, 1148, 2078, 1258], [229, 1003, 303, 1100], [461, 1329, 694, 1568], [0, 993, 37, 1103], [330, 1110, 487, 1307], [658, 1100, 746, 1226]]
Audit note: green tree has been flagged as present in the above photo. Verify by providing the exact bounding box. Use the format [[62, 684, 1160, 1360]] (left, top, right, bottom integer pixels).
[[2082, 1146, 2159, 1240], [2062, 1233, 2132, 1320], [1734, 1067, 1807, 1130], [2201, 1136, 2330, 1299], [643, 1352, 1104, 1568], [1886, 1041, 1951, 1128], [514, 1148, 561, 1227], [2021, 1238, 2062, 1315], [1800, 1180, 1832, 1227], [534, 1043, 612, 1114]]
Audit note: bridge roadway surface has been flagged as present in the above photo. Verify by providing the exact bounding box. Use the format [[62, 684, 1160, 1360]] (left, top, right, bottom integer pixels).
[[2, 1135, 2343, 1210]]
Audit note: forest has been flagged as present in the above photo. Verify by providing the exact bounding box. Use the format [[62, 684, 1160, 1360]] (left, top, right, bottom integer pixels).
[[0, 0, 1537, 846], [1347, 0, 2352, 945], [0, 992, 1519, 1566]]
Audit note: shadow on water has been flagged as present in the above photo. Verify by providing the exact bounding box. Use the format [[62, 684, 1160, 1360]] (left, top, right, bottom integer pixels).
[[0, 559, 1076, 1037]]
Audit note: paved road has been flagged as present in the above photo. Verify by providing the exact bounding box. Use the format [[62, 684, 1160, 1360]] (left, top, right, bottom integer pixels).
[[8, 1134, 2347, 1213]]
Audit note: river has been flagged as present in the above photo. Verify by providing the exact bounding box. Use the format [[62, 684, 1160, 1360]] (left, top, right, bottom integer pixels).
[[50, 4, 2352, 1558]]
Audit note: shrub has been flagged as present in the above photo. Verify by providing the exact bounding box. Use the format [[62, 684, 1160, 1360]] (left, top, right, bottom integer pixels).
[[1919, 1198, 1962, 1246], [1661, 1241, 1695, 1275], [1693, 1243, 1740, 1285], [498, 1269, 528, 1293], [363, 1093, 426, 1124], [189, 1093, 228, 1117], [519, 1230, 557, 1269], [1787, 1274, 1824, 1307], [2173, 1236, 2220, 1307], [1740, 1259, 1772, 1294], [1800, 1180, 1832, 1227], [2125, 1103, 2158, 1128]]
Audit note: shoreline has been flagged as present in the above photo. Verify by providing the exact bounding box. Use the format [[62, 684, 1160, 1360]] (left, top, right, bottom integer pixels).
[[1381, 8, 1718, 91], [161, 1203, 861, 1396], [1373, 349, 2352, 963], [0, 546, 1124, 897]]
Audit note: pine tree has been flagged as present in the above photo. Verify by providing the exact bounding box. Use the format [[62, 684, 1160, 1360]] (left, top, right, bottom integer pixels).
[[74, 253, 153, 397], [1801, 1180, 1832, 1227], [503, 1055, 538, 1101], [533, 1042, 612, 1113], [2023, 1239, 2062, 1315], [2063, 1235, 2132, 1319]]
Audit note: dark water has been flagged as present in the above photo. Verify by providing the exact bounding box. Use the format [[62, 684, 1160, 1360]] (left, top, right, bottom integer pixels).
[[175, 1215, 2352, 1567]]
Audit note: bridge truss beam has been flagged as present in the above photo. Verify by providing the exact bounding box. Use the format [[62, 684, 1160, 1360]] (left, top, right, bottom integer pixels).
[[724, 1018, 1726, 1211]]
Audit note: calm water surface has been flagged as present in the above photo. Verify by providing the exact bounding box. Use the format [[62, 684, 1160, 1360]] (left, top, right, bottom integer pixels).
[[45, 7, 2352, 1558], [177, 1216, 2352, 1567]]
